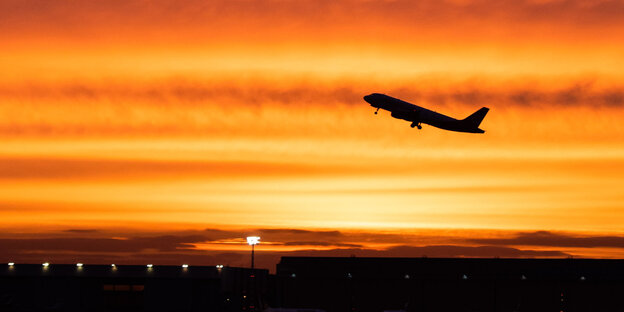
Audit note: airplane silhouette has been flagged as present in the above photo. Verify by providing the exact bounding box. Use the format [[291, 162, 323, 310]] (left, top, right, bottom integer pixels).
[[364, 93, 489, 133]]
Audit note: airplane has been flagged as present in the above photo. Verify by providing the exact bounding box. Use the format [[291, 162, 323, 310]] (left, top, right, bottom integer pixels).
[[363, 93, 489, 133]]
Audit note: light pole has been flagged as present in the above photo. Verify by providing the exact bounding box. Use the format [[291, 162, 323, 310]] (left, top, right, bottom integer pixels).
[[247, 236, 260, 270], [246, 236, 260, 311]]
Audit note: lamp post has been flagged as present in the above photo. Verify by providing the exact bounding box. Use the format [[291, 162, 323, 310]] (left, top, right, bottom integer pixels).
[[247, 236, 260, 270], [246, 236, 260, 311]]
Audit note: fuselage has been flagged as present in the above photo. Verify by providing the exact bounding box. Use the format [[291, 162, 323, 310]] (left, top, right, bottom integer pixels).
[[363, 93, 486, 133]]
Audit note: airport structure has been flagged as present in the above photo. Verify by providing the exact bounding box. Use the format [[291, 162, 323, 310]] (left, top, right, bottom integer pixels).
[[2, 257, 624, 311], [275, 257, 624, 312], [0, 263, 268, 312]]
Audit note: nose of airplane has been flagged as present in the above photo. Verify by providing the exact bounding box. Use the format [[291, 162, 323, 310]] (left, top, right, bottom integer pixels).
[[363, 94, 372, 104]]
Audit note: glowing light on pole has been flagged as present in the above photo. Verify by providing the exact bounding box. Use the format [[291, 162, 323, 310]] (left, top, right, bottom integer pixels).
[[246, 236, 260, 270], [246, 236, 260, 312]]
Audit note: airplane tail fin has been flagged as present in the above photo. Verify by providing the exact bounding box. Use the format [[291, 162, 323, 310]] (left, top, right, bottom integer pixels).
[[463, 107, 489, 128]]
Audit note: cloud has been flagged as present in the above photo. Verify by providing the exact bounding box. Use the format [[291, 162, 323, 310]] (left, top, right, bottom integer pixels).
[[0, 235, 211, 253], [275, 244, 567, 258], [0, 241, 569, 273], [0, 229, 573, 268], [0, 158, 344, 181], [282, 241, 363, 248], [2, 78, 623, 137], [257, 228, 342, 236], [2, 228, 616, 258], [257, 229, 344, 242], [13, 228, 624, 272], [2, 0, 623, 43], [3, 79, 623, 107], [202, 228, 357, 248], [63, 229, 99, 233], [384, 245, 568, 257], [470, 231, 624, 248]]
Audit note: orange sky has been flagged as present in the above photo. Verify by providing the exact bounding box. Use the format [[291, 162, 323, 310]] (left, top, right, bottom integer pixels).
[[1, 0, 624, 269]]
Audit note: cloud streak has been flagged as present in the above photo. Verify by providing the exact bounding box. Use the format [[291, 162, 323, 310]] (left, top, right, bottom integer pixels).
[[285, 245, 569, 258], [3, 0, 624, 44], [3, 228, 613, 256], [2, 80, 623, 107], [0, 158, 348, 180], [470, 231, 624, 248], [0, 235, 208, 253], [2, 79, 623, 139], [6, 228, 624, 271], [0, 228, 580, 271]]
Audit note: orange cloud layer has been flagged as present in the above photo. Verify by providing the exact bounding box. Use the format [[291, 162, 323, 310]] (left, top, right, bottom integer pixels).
[[4, 228, 624, 270], [2, 0, 624, 81], [3, 0, 624, 44], [1, 77, 623, 234]]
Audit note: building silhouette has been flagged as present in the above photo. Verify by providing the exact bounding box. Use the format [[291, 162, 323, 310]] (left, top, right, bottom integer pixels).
[[275, 257, 624, 312], [2, 257, 624, 311], [1, 264, 268, 312]]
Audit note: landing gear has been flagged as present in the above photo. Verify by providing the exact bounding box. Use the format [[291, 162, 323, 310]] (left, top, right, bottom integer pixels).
[[374, 108, 379, 114], [410, 122, 422, 129]]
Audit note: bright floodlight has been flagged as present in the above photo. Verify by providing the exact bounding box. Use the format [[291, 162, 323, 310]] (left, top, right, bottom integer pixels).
[[111, 264, 116, 267], [182, 264, 189, 268], [76, 263, 83, 267], [42, 262, 50, 267], [216, 264, 224, 269], [146, 264, 153, 268], [8, 262, 14, 266], [247, 236, 260, 245]]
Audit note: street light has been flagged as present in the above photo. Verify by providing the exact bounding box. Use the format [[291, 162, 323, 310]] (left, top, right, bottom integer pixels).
[[247, 236, 260, 245], [246, 236, 260, 312], [246, 236, 260, 270]]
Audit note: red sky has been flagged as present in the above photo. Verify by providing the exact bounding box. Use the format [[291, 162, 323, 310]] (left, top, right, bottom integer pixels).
[[1, 0, 624, 270]]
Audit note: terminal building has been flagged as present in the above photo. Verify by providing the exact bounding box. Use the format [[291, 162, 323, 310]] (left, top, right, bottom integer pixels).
[[2, 257, 624, 311], [0, 263, 268, 312], [275, 257, 624, 312]]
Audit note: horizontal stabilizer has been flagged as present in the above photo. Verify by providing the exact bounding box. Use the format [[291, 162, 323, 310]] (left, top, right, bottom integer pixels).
[[463, 107, 489, 128]]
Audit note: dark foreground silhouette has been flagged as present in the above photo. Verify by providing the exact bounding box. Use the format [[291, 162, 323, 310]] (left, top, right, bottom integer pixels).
[[2, 257, 623, 311]]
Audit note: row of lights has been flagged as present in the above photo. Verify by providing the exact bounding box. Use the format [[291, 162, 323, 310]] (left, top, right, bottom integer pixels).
[[285, 272, 586, 281], [4, 262, 588, 281], [6, 236, 259, 271], [7, 262, 225, 269]]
